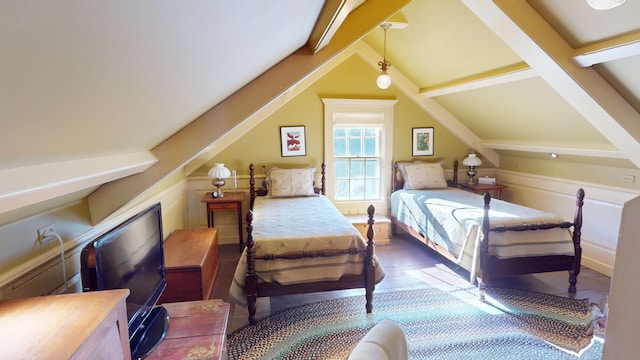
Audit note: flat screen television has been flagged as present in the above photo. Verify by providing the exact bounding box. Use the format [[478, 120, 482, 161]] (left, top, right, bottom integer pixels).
[[81, 202, 169, 359]]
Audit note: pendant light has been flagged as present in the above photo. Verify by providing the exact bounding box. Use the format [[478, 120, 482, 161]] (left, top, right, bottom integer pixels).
[[586, 0, 626, 10], [377, 23, 392, 89]]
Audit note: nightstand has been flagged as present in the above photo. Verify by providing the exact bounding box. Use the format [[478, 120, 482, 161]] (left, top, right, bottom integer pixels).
[[201, 191, 245, 251], [459, 183, 507, 200]]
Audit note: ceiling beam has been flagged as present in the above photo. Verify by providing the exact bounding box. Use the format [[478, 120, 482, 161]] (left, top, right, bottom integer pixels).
[[307, 0, 366, 53], [419, 62, 536, 98], [463, 0, 640, 168], [0, 152, 156, 214], [573, 31, 640, 67], [87, 0, 410, 225]]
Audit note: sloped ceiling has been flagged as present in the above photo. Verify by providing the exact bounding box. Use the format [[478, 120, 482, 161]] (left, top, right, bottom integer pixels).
[[1, 0, 639, 223]]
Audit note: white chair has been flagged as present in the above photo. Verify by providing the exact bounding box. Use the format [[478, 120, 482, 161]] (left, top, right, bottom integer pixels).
[[348, 320, 408, 360]]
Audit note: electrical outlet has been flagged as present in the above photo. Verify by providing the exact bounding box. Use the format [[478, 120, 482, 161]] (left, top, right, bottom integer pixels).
[[37, 224, 55, 242]]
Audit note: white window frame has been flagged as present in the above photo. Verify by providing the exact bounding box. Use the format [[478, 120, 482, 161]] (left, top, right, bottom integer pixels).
[[323, 98, 396, 215]]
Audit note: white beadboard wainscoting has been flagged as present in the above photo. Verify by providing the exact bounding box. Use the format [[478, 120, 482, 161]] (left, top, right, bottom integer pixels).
[[496, 170, 639, 277]]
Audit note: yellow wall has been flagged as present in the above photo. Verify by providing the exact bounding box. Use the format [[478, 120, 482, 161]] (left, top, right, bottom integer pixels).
[[199, 55, 470, 176]]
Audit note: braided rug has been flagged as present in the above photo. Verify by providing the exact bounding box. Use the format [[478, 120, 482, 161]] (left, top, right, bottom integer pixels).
[[227, 286, 602, 360]]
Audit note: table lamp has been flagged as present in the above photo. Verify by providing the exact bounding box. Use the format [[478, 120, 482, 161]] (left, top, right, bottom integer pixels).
[[208, 163, 231, 198], [462, 152, 482, 184]]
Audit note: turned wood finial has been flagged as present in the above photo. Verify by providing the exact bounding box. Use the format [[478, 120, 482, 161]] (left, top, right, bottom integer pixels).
[[366, 204, 376, 247], [321, 162, 326, 195], [453, 160, 459, 187]]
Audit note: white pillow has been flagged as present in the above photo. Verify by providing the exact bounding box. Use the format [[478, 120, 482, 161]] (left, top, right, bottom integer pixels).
[[267, 167, 316, 197], [396, 161, 423, 185], [402, 162, 448, 189]]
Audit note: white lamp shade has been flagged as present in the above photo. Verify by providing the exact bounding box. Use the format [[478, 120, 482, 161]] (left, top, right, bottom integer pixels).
[[208, 163, 231, 179], [377, 73, 391, 89], [462, 153, 482, 167], [586, 0, 625, 10]]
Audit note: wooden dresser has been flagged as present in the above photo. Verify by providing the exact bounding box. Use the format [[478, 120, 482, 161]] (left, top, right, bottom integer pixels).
[[0, 289, 131, 359], [159, 228, 220, 303]]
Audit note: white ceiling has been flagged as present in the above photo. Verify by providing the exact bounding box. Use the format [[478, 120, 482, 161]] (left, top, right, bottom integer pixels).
[[1, 0, 324, 169], [2, 0, 640, 222]]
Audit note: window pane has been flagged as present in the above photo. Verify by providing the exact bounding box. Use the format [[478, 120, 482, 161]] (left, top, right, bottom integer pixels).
[[365, 159, 379, 177], [335, 179, 349, 200], [349, 178, 365, 200], [364, 137, 378, 157], [335, 160, 349, 179], [364, 179, 380, 199], [348, 128, 362, 137], [350, 159, 364, 178], [334, 128, 346, 137], [364, 128, 378, 137], [348, 138, 362, 157], [334, 138, 347, 157]]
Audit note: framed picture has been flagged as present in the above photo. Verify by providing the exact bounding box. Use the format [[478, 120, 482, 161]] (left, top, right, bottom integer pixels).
[[412, 127, 434, 156], [280, 126, 307, 157]]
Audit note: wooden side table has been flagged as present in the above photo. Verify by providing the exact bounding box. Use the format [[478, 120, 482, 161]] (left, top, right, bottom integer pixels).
[[201, 191, 245, 251], [459, 183, 507, 200]]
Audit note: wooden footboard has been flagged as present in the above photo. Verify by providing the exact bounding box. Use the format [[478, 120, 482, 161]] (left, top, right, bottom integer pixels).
[[478, 188, 585, 300], [244, 205, 377, 325]]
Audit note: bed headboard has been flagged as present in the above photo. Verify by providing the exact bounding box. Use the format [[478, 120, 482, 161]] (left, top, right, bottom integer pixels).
[[248, 163, 326, 208], [392, 159, 459, 192]]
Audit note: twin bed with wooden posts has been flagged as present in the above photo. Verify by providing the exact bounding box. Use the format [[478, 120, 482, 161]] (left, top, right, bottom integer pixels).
[[390, 159, 584, 298], [229, 163, 384, 324]]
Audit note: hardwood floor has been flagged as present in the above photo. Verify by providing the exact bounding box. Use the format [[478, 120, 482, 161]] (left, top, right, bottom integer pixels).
[[212, 233, 611, 333]]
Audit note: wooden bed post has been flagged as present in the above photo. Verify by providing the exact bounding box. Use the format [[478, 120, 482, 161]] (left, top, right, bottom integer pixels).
[[452, 160, 458, 187], [392, 162, 399, 193], [321, 162, 326, 195], [249, 163, 256, 209], [365, 204, 376, 314], [479, 191, 491, 301], [569, 188, 585, 293], [245, 210, 258, 325]]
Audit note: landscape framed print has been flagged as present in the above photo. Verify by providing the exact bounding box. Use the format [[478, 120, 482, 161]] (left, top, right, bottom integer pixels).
[[280, 126, 307, 157]]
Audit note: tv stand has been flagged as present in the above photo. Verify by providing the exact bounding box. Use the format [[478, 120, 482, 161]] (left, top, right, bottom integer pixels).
[[130, 306, 170, 359]]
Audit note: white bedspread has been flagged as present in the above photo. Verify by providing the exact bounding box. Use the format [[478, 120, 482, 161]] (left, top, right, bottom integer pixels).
[[229, 195, 385, 305], [390, 188, 574, 282]]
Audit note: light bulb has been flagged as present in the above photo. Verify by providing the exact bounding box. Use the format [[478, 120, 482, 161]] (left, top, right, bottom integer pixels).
[[377, 73, 391, 89], [586, 0, 625, 10]]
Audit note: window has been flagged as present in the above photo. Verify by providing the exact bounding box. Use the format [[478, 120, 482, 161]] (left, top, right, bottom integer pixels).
[[334, 127, 381, 201], [323, 99, 396, 214]]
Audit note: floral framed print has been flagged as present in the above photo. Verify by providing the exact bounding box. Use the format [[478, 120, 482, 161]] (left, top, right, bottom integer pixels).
[[412, 127, 434, 156], [280, 126, 307, 157]]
